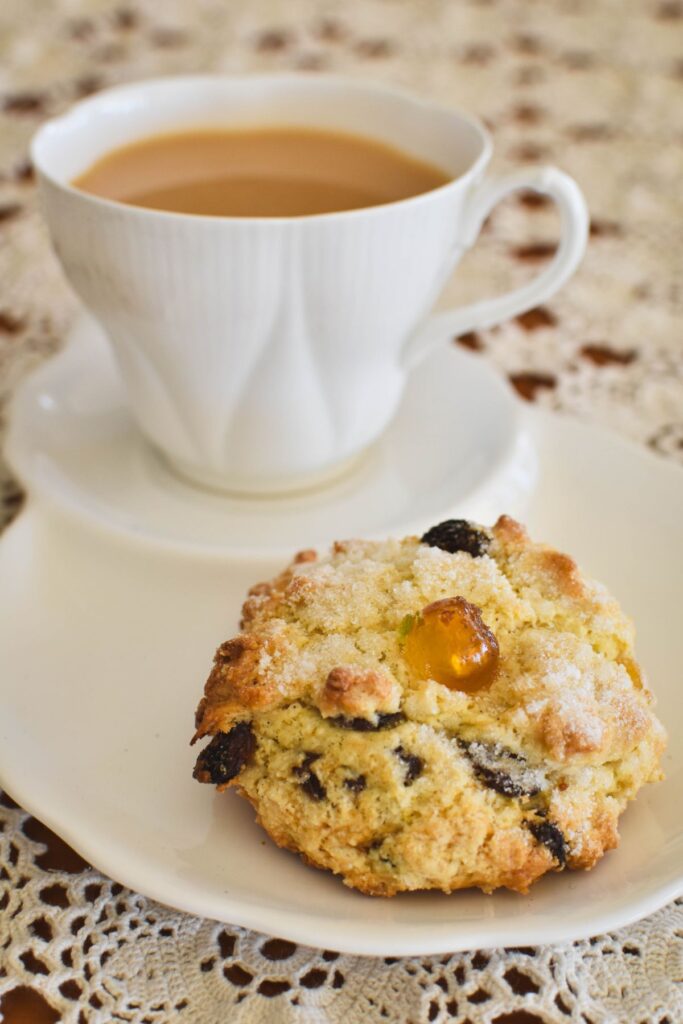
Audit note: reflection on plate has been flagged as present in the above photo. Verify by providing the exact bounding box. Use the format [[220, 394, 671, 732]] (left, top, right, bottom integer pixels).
[[0, 410, 680, 955]]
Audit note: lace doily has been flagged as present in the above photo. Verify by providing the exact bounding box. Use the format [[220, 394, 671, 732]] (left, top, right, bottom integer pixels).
[[1, 0, 682, 1021], [1, 795, 682, 1023]]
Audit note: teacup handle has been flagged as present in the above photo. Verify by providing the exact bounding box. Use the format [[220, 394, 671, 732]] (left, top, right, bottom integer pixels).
[[402, 166, 588, 369]]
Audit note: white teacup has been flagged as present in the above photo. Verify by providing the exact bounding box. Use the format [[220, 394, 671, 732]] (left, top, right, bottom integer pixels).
[[32, 75, 587, 494]]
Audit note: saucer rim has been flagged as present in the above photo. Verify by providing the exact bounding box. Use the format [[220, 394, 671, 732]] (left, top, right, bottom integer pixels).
[[4, 314, 529, 564]]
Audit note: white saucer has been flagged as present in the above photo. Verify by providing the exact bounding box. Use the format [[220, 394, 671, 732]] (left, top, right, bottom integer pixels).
[[0, 410, 680, 956], [4, 315, 535, 560]]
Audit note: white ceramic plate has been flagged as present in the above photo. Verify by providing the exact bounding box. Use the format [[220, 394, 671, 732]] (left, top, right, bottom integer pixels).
[[0, 409, 680, 956], [4, 315, 535, 561]]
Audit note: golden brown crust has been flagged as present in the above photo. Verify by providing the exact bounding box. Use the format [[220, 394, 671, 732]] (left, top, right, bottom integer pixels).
[[537, 549, 585, 599], [318, 666, 400, 718], [193, 635, 280, 739], [492, 514, 529, 545], [282, 572, 320, 606], [240, 564, 294, 627], [293, 548, 318, 564], [538, 704, 606, 760], [192, 517, 666, 896]]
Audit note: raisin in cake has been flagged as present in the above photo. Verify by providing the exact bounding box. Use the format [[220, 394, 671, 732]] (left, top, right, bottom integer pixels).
[[192, 517, 666, 895]]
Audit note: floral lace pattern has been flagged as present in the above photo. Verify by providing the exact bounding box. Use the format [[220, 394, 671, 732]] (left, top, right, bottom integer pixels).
[[1, 796, 682, 1023], [1, 0, 682, 1020]]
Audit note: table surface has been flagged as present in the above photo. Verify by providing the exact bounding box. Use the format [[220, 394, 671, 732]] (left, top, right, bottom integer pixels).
[[1, 1, 682, 1022]]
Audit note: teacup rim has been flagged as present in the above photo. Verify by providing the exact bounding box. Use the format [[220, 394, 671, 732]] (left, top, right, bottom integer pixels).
[[31, 72, 493, 226]]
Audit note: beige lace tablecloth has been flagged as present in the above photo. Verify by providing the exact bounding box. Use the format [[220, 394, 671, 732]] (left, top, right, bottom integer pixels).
[[1, 1, 682, 1021]]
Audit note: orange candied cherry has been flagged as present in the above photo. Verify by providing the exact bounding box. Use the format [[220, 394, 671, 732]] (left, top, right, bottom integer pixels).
[[402, 596, 499, 693]]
